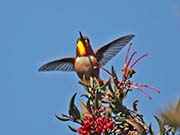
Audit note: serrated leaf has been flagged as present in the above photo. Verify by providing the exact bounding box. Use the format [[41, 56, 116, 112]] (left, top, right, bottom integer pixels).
[[55, 114, 70, 121], [69, 93, 80, 120], [80, 100, 92, 117], [68, 125, 77, 132], [154, 115, 165, 135]]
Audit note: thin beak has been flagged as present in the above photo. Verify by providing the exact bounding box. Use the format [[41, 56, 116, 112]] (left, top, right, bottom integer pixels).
[[79, 31, 83, 40]]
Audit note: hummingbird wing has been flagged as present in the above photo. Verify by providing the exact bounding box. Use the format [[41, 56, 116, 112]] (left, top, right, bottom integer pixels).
[[39, 57, 75, 71], [95, 34, 135, 66]]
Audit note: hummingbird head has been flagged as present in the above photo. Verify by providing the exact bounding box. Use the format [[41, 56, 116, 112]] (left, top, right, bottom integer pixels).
[[76, 32, 93, 56]]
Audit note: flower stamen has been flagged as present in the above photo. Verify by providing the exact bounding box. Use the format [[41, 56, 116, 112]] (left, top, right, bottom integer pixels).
[[130, 53, 149, 69], [131, 85, 152, 100], [124, 43, 133, 64], [127, 51, 137, 67], [136, 83, 160, 93]]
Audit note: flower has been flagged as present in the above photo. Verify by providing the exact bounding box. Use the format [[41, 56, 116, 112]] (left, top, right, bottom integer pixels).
[[96, 43, 160, 100], [77, 116, 114, 135]]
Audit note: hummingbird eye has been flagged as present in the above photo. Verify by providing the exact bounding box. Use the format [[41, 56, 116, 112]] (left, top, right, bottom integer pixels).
[[85, 39, 88, 43]]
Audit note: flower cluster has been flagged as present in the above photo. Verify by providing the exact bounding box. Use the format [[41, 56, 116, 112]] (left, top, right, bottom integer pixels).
[[77, 116, 114, 135]]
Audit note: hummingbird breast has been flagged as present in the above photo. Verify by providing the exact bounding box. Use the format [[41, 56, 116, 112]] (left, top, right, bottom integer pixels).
[[74, 55, 99, 80]]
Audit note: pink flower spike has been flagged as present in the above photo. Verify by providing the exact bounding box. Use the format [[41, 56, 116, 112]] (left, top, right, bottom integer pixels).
[[94, 66, 113, 77], [130, 53, 149, 69], [127, 51, 137, 67], [131, 85, 152, 100], [138, 84, 160, 93], [124, 43, 133, 64]]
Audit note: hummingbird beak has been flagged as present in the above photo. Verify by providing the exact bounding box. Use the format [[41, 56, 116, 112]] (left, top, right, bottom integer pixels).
[[79, 31, 84, 40]]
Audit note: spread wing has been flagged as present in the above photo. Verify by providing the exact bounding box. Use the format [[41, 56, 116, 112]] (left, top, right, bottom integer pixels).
[[39, 57, 75, 72], [95, 34, 135, 66]]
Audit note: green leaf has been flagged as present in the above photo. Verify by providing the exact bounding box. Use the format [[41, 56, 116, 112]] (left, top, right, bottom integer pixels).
[[149, 123, 155, 135], [94, 77, 100, 89], [55, 114, 70, 121], [107, 81, 115, 96], [110, 95, 129, 115], [111, 66, 119, 85], [133, 100, 139, 112], [94, 90, 102, 110], [111, 66, 116, 74], [114, 116, 126, 122], [154, 115, 165, 135], [86, 98, 92, 114], [80, 100, 92, 117], [68, 93, 80, 120], [68, 125, 77, 132], [95, 98, 102, 110], [99, 78, 111, 90], [80, 94, 89, 99]]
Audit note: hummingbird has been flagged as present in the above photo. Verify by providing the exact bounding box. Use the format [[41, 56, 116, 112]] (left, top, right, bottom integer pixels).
[[39, 32, 135, 81]]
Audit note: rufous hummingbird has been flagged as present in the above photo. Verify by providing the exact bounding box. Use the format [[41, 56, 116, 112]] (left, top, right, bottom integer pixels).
[[39, 32, 135, 81]]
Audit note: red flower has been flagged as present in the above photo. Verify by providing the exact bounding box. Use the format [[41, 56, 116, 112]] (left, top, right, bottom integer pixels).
[[77, 116, 114, 135], [95, 43, 160, 100]]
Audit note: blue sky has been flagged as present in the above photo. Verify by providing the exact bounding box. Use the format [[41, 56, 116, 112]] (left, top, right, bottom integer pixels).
[[1, 0, 180, 134]]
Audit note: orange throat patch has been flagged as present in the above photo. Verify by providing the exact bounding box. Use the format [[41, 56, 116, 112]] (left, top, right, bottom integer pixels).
[[77, 40, 87, 56]]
